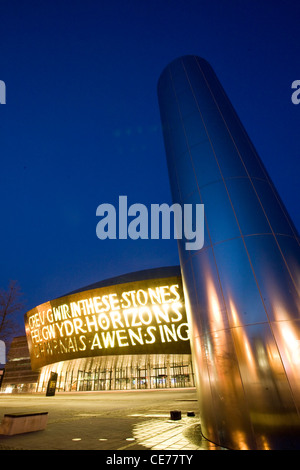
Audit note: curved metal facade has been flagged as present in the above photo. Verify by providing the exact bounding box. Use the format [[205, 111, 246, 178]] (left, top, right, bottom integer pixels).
[[157, 55, 300, 449], [24, 269, 190, 370]]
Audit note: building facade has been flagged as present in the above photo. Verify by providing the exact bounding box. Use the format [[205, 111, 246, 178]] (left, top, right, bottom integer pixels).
[[157, 55, 300, 450], [2, 57, 299, 451], [0, 336, 39, 393], [1, 267, 194, 393]]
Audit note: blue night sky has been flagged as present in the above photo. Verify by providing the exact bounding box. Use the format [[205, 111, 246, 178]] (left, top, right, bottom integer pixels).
[[0, 0, 299, 325]]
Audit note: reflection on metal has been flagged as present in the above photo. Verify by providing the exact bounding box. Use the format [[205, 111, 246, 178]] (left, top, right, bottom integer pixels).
[[157, 55, 300, 449]]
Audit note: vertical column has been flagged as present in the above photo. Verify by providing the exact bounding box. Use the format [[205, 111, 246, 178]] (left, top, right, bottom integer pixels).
[[157, 55, 300, 450], [166, 359, 171, 388]]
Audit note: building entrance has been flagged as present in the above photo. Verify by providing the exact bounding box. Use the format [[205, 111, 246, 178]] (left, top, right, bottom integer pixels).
[[36, 354, 194, 392]]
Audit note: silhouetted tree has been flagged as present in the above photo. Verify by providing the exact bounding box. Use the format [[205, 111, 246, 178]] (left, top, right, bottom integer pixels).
[[0, 281, 24, 342]]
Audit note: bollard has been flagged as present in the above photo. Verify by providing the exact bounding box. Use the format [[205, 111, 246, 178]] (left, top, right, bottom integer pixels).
[[170, 410, 181, 420]]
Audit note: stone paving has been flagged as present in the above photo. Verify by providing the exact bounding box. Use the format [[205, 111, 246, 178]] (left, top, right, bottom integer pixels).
[[0, 388, 225, 451]]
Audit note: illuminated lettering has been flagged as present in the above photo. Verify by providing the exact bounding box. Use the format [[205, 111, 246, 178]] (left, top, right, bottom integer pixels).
[[101, 331, 115, 348], [33, 344, 40, 358], [55, 322, 64, 337], [177, 323, 189, 341], [136, 289, 148, 305], [48, 324, 56, 339], [47, 309, 53, 322], [93, 296, 103, 313], [159, 324, 165, 343], [131, 309, 142, 327], [31, 328, 41, 343], [138, 307, 152, 325], [145, 326, 156, 344], [170, 284, 180, 301], [42, 342, 52, 355], [101, 295, 110, 312], [42, 326, 49, 341], [110, 311, 124, 329], [170, 303, 183, 323], [70, 301, 83, 317], [91, 333, 102, 350], [148, 287, 162, 304], [59, 338, 69, 353], [53, 307, 62, 321], [163, 323, 177, 342], [38, 311, 45, 325], [63, 304, 71, 319], [85, 315, 98, 332], [153, 304, 170, 323], [68, 337, 77, 352], [159, 285, 172, 303], [98, 313, 110, 330], [85, 298, 95, 315], [122, 308, 131, 327], [122, 308, 137, 327], [30, 313, 40, 328], [116, 330, 129, 347], [64, 320, 74, 336], [128, 327, 144, 345], [73, 317, 87, 335], [25, 278, 190, 369], [127, 291, 138, 307], [121, 291, 131, 308], [109, 293, 119, 310], [78, 335, 86, 351]]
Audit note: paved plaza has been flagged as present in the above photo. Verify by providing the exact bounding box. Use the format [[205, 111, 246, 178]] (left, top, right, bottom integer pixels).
[[0, 388, 225, 451]]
